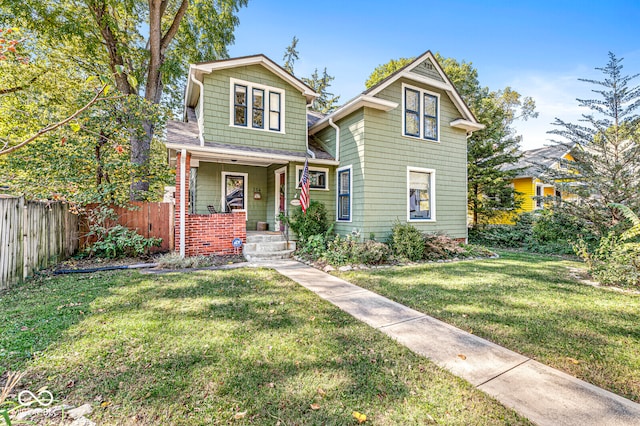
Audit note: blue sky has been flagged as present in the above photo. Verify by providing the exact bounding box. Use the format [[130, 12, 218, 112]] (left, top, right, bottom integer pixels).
[[228, 0, 640, 150]]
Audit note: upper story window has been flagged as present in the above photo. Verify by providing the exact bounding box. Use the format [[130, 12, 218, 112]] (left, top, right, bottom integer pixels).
[[230, 78, 284, 133], [402, 83, 439, 142]]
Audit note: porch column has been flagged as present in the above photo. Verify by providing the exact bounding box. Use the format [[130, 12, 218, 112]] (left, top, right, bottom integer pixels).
[[175, 150, 191, 257]]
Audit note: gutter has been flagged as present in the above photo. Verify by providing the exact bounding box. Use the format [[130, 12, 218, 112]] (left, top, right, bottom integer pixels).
[[190, 71, 206, 146], [179, 148, 186, 258], [306, 103, 316, 159], [165, 144, 339, 166], [328, 118, 340, 162]]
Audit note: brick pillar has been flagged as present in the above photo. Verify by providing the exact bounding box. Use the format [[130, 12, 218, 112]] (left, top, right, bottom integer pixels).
[[175, 151, 191, 255]]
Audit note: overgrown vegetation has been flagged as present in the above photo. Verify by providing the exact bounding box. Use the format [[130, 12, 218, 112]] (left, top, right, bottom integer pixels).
[[286, 200, 330, 244], [290, 214, 492, 266], [576, 204, 640, 288], [0, 269, 529, 424], [82, 205, 161, 258], [470, 210, 596, 255]]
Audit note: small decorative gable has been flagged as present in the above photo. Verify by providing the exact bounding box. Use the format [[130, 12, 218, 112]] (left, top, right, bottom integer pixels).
[[410, 58, 444, 82]]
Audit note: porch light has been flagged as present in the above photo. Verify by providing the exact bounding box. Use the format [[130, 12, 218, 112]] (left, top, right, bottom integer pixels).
[[253, 190, 262, 200]]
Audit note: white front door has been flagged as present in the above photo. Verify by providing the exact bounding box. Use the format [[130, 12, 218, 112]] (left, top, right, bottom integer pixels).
[[274, 167, 286, 231]]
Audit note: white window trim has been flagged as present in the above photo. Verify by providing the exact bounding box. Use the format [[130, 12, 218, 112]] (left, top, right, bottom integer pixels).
[[295, 165, 329, 191], [336, 165, 352, 223], [221, 171, 249, 215], [229, 77, 285, 134], [401, 83, 440, 143], [407, 166, 436, 222]]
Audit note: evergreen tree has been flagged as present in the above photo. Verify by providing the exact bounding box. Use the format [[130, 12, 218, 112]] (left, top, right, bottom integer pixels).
[[283, 36, 299, 75], [281, 37, 340, 113], [548, 52, 640, 236], [302, 68, 340, 114]]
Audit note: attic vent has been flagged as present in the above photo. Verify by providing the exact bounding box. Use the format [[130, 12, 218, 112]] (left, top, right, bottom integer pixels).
[[425, 62, 434, 70]]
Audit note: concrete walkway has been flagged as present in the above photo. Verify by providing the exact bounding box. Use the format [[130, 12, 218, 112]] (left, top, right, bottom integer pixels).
[[259, 260, 640, 426]]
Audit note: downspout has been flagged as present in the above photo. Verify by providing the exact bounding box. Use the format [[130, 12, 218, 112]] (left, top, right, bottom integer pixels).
[[328, 118, 340, 162], [179, 149, 186, 258], [190, 73, 205, 146], [306, 104, 316, 158]]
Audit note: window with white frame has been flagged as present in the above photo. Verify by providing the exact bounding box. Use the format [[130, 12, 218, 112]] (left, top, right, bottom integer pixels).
[[535, 184, 544, 209], [296, 165, 328, 190], [337, 166, 352, 221], [408, 167, 435, 221], [403, 83, 439, 141], [231, 78, 284, 132]]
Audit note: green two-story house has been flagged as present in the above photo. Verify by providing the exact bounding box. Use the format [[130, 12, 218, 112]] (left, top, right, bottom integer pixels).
[[166, 51, 483, 256]]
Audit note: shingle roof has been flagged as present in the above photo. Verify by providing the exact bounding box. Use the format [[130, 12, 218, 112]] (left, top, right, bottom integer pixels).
[[166, 108, 334, 161], [503, 144, 571, 178], [307, 110, 326, 128]]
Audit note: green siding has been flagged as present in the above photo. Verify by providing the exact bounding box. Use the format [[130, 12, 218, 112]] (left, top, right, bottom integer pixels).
[[410, 58, 444, 82], [201, 64, 309, 153], [194, 162, 268, 231], [361, 78, 468, 240], [323, 78, 468, 241]]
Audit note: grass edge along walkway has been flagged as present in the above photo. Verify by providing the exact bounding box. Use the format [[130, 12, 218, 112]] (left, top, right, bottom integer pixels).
[[271, 259, 640, 426], [2, 267, 528, 425]]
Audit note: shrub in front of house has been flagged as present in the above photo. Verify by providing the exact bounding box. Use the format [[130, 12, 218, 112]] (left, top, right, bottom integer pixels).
[[321, 235, 391, 266], [387, 221, 425, 261], [287, 200, 330, 243], [297, 222, 493, 267]]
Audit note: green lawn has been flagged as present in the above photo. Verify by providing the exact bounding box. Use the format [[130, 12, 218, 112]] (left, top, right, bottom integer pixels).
[[337, 251, 640, 403], [0, 269, 529, 425]]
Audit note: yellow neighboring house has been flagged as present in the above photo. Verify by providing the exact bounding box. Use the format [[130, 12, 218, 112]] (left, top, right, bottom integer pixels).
[[494, 144, 574, 224]]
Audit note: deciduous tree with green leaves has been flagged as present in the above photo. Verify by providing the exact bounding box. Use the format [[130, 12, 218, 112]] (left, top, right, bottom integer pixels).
[[2, 0, 248, 200], [0, 29, 169, 204], [365, 54, 537, 226], [548, 53, 640, 237]]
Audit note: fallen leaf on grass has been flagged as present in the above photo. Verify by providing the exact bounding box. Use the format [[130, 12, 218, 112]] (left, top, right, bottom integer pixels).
[[352, 411, 367, 423], [310, 403, 320, 410], [457, 354, 467, 360], [100, 401, 111, 408], [234, 411, 247, 420], [317, 388, 326, 397], [266, 382, 275, 388], [567, 357, 580, 365]]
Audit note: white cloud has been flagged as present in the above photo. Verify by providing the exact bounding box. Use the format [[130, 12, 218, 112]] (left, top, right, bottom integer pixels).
[[507, 70, 595, 150]]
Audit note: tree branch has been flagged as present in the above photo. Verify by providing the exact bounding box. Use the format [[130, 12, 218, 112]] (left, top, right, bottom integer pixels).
[[160, 0, 189, 53], [0, 85, 109, 157], [0, 73, 43, 95]]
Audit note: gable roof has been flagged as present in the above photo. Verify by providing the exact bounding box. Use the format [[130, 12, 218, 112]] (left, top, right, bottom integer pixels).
[[503, 144, 574, 178], [185, 54, 319, 109], [309, 50, 484, 134]]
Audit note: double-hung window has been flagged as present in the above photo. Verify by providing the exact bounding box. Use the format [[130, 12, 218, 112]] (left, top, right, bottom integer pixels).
[[407, 167, 436, 221], [337, 166, 352, 221], [252, 88, 264, 129], [231, 78, 284, 132], [233, 84, 247, 126], [403, 83, 439, 141]]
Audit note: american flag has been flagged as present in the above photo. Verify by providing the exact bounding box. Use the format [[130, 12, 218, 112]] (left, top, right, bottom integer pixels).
[[299, 158, 310, 213]]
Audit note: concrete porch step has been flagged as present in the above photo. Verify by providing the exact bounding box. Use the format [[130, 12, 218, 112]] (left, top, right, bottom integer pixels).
[[244, 249, 295, 262], [244, 232, 295, 261], [246, 232, 287, 243]]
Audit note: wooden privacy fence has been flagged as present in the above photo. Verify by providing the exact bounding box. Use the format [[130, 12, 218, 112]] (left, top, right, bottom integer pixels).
[[80, 202, 174, 253], [0, 197, 78, 291]]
